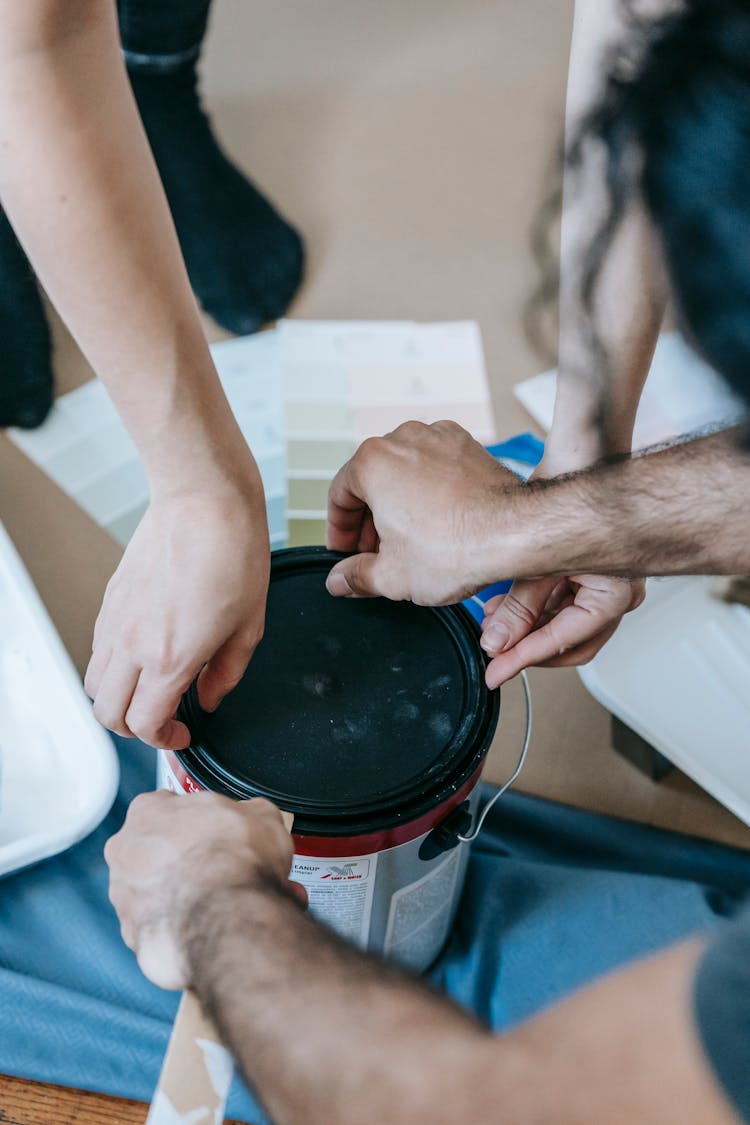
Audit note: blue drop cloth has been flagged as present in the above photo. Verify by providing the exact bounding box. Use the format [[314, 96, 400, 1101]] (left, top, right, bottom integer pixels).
[[2, 734, 750, 1123]]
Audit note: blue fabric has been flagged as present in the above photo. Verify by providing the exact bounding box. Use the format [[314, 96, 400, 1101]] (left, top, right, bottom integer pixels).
[[2, 736, 750, 1124], [693, 906, 750, 1123]]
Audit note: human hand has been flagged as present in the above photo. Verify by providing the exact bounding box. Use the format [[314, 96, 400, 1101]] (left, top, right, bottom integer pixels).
[[85, 476, 270, 749], [105, 791, 300, 990], [326, 420, 518, 604], [477, 448, 646, 687], [479, 573, 646, 688]]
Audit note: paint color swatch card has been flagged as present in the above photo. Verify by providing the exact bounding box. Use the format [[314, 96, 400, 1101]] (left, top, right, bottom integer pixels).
[[514, 331, 748, 449], [280, 320, 496, 546], [9, 331, 287, 549]]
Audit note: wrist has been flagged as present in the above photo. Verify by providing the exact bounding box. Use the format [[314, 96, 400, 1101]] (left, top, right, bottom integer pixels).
[[119, 354, 257, 498], [477, 482, 547, 583], [537, 435, 604, 478], [148, 437, 266, 508], [182, 878, 299, 986], [541, 414, 634, 473], [479, 469, 613, 583], [544, 371, 638, 476]]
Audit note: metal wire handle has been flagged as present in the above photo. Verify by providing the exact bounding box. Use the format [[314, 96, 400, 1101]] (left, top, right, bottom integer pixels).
[[456, 668, 532, 843]]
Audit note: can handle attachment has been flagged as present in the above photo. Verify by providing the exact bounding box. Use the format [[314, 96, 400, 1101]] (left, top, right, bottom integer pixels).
[[455, 669, 532, 844], [146, 809, 295, 1125]]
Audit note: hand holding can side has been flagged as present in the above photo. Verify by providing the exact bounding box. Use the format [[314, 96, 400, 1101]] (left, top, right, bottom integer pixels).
[[105, 791, 300, 990], [478, 451, 646, 687], [480, 573, 646, 688], [325, 421, 521, 606]]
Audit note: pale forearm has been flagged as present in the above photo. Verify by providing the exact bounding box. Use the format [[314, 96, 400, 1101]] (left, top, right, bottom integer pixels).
[[498, 429, 750, 579], [188, 885, 502, 1125], [0, 2, 249, 492], [547, 0, 668, 474]]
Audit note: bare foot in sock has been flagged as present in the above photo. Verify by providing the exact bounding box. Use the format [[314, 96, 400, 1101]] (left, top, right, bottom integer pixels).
[[0, 210, 53, 430], [128, 63, 304, 335]]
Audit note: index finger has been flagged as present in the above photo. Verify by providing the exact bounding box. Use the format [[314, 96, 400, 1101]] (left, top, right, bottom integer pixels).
[[485, 602, 622, 689], [326, 455, 370, 552]]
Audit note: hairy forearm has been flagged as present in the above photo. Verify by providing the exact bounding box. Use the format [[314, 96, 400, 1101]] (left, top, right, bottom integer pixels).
[[109, 796, 734, 1125], [187, 884, 504, 1125], [186, 885, 733, 1125], [498, 428, 750, 579], [0, 2, 250, 493]]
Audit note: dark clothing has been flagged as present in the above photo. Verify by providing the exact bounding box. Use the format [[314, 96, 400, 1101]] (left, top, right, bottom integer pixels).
[[695, 908, 750, 1122], [117, 0, 212, 66]]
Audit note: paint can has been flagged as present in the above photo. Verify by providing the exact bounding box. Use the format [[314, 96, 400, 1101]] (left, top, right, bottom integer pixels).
[[158, 547, 500, 972]]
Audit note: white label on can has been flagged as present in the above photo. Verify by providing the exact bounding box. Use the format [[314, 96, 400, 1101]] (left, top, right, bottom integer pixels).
[[156, 751, 175, 792], [383, 848, 461, 970], [291, 854, 378, 948]]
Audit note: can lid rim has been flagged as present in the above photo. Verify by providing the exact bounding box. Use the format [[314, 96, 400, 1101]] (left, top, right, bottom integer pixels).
[[176, 547, 500, 835]]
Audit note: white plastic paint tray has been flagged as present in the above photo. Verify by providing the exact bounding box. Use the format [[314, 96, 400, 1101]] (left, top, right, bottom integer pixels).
[[579, 576, 750, 827], [0, 521, 119, 877]]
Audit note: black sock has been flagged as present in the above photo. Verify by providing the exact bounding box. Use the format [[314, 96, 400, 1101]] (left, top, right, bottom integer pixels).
[[0, 210, 53, 430], [120, 0, 305, 337]]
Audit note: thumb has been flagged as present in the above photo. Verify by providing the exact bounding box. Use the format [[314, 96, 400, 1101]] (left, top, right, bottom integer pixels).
[[326, 552, 383, 598]]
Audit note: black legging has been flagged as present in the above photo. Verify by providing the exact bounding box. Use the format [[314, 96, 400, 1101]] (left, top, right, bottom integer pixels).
[[117, 0, 212, 66]]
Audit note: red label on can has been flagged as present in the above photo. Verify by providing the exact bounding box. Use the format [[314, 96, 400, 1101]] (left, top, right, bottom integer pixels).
[[159, 750, 483, 858]]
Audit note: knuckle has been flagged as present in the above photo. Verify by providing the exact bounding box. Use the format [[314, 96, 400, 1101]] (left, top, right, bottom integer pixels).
[[498, 593, 538, 630], [396, 420, 426, 437], [142, 644, 188, 684], [202, 791, 234, 814], [251, 797, 282, 820], [198, 792, 240, 831], [147, 652, 177, 680], [92, 700, 124, 733], [117, 624, 139, 654], [356, 435, 382, 463], [630, 585, 646, 610], [103, 834, 120, 866], [125, 708, 160, 745], [127, 792, 157, 823]]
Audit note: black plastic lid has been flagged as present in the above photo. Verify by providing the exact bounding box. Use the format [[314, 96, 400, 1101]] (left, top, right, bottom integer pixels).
[[177, 547, 499, 836]]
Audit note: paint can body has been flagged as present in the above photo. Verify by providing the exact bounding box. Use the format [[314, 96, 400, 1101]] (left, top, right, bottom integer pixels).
[[158, 548, 499, 972], [158, 751, 484, 970]]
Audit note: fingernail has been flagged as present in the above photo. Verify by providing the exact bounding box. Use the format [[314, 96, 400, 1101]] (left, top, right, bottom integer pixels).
[[326, 571, 352, 597], [481, 623, 510, 653]]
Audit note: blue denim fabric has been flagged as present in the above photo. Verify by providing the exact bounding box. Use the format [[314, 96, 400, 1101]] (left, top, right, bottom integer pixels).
[[3, 729, 749, 1123]]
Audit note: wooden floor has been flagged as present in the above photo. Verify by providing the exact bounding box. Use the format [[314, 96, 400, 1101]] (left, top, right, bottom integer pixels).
[[0, 1074, 149, 1125], [0, 1074, 248, 1125]]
